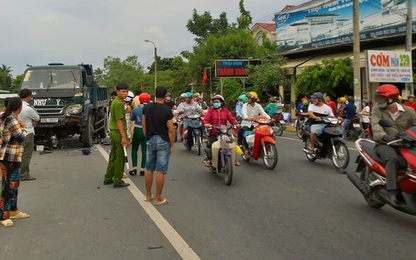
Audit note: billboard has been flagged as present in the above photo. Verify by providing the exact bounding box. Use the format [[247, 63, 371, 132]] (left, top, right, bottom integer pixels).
[[275, 0, 416, 54], [365, 50, 413, 82], [215, 60, 261, 78]]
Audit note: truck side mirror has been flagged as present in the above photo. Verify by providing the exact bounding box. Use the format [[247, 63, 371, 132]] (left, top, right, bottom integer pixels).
[[85, 75, 93, 87], [5, 76, 12, 89]]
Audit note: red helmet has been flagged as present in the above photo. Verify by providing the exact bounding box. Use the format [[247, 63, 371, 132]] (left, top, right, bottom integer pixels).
[[375, 84, 399, 108], [139, 93, 151, 104]]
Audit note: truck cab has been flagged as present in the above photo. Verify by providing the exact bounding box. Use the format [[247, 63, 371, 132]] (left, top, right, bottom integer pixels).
[[18, 63, 109, 148]]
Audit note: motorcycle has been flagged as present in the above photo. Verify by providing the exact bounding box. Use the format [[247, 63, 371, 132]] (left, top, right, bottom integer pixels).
[[345, 117, 362, 141], [295, 110, 309, 140], [360, 125, 373, 140], [347, 120, 416, 215], [204, 125, 236, 185], [271, 113, 287, 137], [242, 116, 278, 170], [302, 117, 350, 169], [270, 100, 286, 136], [182, 112, 203, 155]]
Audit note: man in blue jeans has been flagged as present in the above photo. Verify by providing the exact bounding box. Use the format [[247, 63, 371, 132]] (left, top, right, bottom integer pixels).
[[142, 86, 175, 205]]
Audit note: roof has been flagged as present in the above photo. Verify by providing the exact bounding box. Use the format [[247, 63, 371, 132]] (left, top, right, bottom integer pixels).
[[253, 23, 275, 32]]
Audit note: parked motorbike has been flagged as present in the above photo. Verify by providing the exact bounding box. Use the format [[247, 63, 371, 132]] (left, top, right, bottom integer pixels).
[[345, 117, 362, 140], [347, 120, 416, 215], [302, 117, 350, 169], [182, 112, 203, 155], [204, 125, 236, 185], [242, 116, 278, 170]]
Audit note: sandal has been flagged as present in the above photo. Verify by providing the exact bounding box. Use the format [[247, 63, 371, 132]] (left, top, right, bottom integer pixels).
[[10, 211, 30, 219], [129, 169, 137, 176], [235, 161, 240, 166], [140, 168, 145, 176], [1, 219, 14, 227], [122, 173, 130, 178]]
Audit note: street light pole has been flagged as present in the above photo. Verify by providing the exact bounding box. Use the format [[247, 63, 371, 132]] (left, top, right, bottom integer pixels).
[[145, 39, 157, 90]]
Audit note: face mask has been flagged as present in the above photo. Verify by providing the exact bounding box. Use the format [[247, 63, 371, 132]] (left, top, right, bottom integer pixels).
[[213, 103, 221, 109]]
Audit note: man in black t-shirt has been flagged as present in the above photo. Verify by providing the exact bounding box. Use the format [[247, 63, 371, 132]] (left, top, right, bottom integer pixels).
[[142, 86, 174, 205]]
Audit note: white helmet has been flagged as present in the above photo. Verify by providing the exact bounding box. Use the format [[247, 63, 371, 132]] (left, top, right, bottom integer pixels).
[[125, 91, 134, 102]]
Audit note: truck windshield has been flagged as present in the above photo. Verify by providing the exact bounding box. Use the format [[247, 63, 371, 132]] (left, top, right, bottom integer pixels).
[[20, 69, 81, 90]]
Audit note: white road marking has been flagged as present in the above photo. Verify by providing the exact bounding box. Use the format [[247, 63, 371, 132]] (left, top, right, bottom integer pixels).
[[96, 144, 200, 260]]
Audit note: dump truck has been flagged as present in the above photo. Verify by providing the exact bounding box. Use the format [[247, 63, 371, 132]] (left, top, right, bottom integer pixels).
[[18, 63, 109, 148]]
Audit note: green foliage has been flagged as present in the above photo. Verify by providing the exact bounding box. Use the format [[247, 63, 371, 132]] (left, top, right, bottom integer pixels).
[[102, 56, 145, 89], [295, 58, 353, 96], [11, 74, 23, 93], [247, 55, 288, 96]]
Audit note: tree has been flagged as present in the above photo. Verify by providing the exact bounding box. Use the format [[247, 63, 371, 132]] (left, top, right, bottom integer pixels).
[[295, 58, 354, 96], [102, 56, 145, 89], [0, 64, 12, 76], [247, 55, 288, 97], [94, 67, 105, 85]]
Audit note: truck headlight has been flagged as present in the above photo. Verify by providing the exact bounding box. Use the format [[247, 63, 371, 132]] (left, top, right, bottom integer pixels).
[[65, 104, 83, 115]]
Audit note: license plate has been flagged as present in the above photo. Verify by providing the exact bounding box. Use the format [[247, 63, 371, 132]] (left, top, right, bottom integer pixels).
[[353, 123, 360, 128], [279, 120, 286, 125], [41, 118, 58, 123]]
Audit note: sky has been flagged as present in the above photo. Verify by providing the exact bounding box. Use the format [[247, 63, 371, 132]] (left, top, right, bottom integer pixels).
[[0, 0, 304, 77]]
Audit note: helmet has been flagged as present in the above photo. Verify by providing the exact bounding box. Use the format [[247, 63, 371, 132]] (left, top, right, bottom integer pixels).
[[347, 96, 354, 103], [302, 100, 309, 105], [246, 91, 258, 100], [311, 92, 324, 100], [238, 94, 248, 103], [211, 94, 225, 104], [125, 91, 134, 102], [166, 92, 171, 96], [398, 95, 403, 102], [193, 92, 200, 98], [139, 93, 151, 103], [185, 92, 192, 98], [269, 97, 276, 102], [340, 97, 346, 103], [180, 93, 187, 99], [375, 84, 399, 108], [409, 94, 415, 99]]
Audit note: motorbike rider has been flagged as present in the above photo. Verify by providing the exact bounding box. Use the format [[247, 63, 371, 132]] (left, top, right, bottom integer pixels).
[[236, 94, 247, 147], [307, 92, 334, 154], [202, 95, 240, 167], [164, 92, 176, 109], [342, 96, 357, 138], [371, 84, 416, 206], [241, 91, 270, 158], [176, 92, 205, 145]]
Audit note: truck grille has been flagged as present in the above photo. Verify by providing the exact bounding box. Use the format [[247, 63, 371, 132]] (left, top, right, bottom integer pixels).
[[35, 105, 65, 116]]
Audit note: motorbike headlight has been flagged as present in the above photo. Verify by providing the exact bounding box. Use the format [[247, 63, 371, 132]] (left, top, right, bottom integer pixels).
[[257, 119, 270, 124], [220, 125, 228, 134], [65, 104, 83, 115], [328, 117, 339, 125]]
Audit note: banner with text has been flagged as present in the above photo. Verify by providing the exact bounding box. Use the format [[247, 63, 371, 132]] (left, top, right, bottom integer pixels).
[[365, 50, 413, 83]]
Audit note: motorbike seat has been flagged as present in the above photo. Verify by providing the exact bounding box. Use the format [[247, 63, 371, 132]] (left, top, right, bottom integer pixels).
[[361, 140, 408, 170]]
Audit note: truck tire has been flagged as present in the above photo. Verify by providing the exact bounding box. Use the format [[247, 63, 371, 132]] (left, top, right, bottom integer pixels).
[[97, 108, 108, 138], [83, 114, 94, 147]]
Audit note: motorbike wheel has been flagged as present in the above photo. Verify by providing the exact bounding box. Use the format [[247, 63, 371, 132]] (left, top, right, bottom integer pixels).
[[223, 155, 233, 185], [331, 141, 350, 169], [196, 136, 201, 156], [360, 167, 385, 208], [263, 143, 278, 170], [272, 122, 284, 136], [305, 139, 317, 162], [296, 123, 303, 139]]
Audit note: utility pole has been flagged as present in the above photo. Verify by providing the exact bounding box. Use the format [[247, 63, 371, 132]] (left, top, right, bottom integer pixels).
[[406, 0, 413, 95], [353, 0, 362, 107]]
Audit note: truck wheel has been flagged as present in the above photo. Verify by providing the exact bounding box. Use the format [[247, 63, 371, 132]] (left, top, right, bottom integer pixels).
[[98, 109, 108, 138], [83, 114, 94, 147]]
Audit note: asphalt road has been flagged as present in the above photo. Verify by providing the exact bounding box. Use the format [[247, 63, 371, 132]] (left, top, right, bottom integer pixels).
[[2, 132, 416, 260]]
